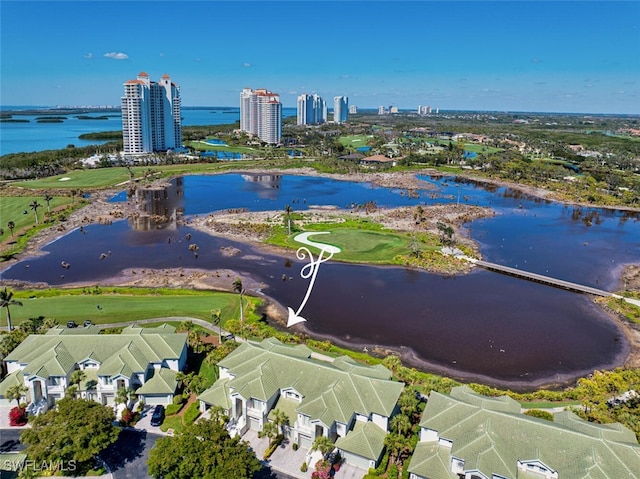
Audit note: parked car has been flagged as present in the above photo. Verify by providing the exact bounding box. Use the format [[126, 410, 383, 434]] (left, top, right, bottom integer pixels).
[[150, 405, 165, 427], [83, 320, 92, 327], [66, 321, 77, 328]]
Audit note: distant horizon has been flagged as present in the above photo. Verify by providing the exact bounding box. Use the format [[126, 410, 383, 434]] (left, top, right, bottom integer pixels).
[[1, 1, 638, 115], [2, 104, 638, 118]]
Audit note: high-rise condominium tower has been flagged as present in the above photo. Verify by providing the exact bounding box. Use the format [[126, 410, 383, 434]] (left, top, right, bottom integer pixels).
[[121, 72, 181, 154], [240, 88, 282, 144], [297, 93, 327, 125], [333, 96, 349, 124]]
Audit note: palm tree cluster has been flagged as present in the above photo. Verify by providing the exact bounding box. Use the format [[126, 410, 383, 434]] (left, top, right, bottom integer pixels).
[[0, 287, 23, 331]]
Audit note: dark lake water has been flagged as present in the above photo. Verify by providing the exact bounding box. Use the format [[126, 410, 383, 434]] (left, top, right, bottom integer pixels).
[[2, 173, 639, 389]]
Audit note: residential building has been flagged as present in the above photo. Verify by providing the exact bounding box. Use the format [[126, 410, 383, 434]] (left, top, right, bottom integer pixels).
[[357, 154, 398, 168], [240, 87, 282, 144], [378, 106, 387, 115], [418, 105, 432, 115], [407, 386, 640, 479], [333, 96, 349, 123], [199, 337, 404, 469], [349, 104, 357, 114], [121, 72, 182, 154], [0, 324, 187, 413], [297, 93, 327, 126]]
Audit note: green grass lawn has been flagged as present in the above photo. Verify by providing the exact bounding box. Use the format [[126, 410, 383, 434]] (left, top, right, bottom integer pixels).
[[299, 228, 411, 262], [11, 168, 135, 189], [269, 219, 422, 264], [338, 135, 373, 147], [3, 288, 259, 330], [0, 196, 73, 242], [8, 163, 273, 191], [461, 143, 502, 154], [186, 141, 257, 154]]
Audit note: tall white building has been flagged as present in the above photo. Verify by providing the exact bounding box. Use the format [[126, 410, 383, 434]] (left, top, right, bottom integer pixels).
[[240, 88, 282, 144], [121, 72, 181, 154], [333, 96, 349, 124], [297, 93, 326, 125]]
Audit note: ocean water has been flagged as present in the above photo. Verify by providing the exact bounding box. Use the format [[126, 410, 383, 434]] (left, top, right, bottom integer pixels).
[[0, 106, 297, 155]]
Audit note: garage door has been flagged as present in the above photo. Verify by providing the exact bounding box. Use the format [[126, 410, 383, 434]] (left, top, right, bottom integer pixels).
[[248, 416, 260, 431], [341, 451, 372, 470], [299, 434, 313, 449], [143, 395, 170, 406]]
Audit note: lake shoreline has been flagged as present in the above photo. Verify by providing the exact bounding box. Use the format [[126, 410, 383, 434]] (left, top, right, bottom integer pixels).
[[1, 167, 639, 391]]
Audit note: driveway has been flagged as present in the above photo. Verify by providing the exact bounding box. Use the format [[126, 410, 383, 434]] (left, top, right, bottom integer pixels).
[[101, 429, 161, 479], [0, 429, 25, 453], [0, 406, 29, 430], [242, 430, 367, 479]]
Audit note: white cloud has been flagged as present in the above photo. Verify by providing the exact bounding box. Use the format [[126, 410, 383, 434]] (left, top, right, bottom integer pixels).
[[104, 52, 129, 60], [84, 53, 93, 59], [243, 62, 251, 68], [159, 52, 165, 57]]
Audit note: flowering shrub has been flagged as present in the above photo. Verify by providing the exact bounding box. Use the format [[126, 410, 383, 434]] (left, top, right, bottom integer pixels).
[[311, 459, 332, 479], [120, 408, 137, 426], [9, 406, 27, 426]]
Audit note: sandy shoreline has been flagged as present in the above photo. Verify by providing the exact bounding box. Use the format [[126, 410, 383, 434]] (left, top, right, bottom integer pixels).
[[1, 167, 639, 389]]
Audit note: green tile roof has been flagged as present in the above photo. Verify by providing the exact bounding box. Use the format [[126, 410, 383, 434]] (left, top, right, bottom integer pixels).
[[335, 420, 387, 461], [79, 368, 98, 391], [410, 386, 640, 479], [198, 378, 232, 411], [0, 453, 27, 472], [268, 396, 299, 426], [0, 370, 23, 398], [136, 368, 178, 395], [206, 338, 404, 426], [3, 325, 186, 381], [407, 441, 456, 479]]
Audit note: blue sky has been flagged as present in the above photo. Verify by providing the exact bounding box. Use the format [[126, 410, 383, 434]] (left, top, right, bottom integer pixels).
[[1, 1, 638, 114]]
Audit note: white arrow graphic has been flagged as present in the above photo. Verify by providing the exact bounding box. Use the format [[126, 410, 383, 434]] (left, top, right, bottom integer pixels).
[[287, 232, 341, 327]]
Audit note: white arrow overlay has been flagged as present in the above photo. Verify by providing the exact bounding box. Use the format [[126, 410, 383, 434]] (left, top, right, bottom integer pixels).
[[287, 232, 341, 327]]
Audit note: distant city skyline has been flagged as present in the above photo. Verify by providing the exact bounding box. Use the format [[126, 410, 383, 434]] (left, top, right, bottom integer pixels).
[[1, 1, 638, 114]]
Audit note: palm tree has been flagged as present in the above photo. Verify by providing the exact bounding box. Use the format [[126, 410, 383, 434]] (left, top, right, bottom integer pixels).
[[258, 421, 279, 445], [29, 200, 42, 225], [211, 309, 222, 344], [284, 204, 293, 235], [115, 386, 133, 410], [390, 414, 412, 436], [43, 194, 53, 213], [7, 221, 15, 236], [312, 435, 335, 457], [232, 278, 244, 322], [0, 287, 23, 331], [6, 384, 28, 407], [70, 369, 86, 388], [271, 408, 289, 436]]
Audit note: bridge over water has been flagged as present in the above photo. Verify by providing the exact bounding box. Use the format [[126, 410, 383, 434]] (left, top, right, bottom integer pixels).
[[459, 255, 640, 307]]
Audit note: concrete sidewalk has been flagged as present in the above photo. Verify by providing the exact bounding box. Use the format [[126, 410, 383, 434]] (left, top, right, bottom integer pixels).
[[242, 430, 367, 479]]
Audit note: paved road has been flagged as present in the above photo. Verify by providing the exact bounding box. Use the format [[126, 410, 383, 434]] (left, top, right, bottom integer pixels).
[[0, 429, 24, 453], [101, 429, 161, 479]]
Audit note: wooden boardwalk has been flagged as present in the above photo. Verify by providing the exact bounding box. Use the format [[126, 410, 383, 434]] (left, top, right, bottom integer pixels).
[[472, 259, 613, 297]]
